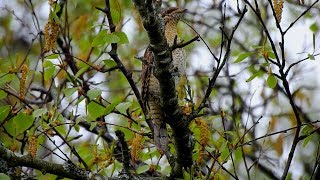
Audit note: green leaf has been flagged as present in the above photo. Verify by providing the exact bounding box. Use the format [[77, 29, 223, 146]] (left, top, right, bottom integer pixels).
[[0, 89, 7, 99], [105, 33, 120, 44], [301, 125, 313, 134], [43, 60, 54, 68], [117, 126, 134, 141], [141, 149, 158, 161], [92, 30, 108, 47], [78, 143, 94, 163], [90, 122, 97, 131], [116, 102, 132, 114], [4, 118, 16, 136], [65, 72, 73, 83], [285, 173, 292, 180], [246, 70, 264, 82], [0, 105, 11, 122], [261, 62, 270, 67], [74, 124, 80, 132], [48, 4, 61, 22], [6, 112, 34, 136], [310, 22, 319, 33], [76, 96, 86, 105], [251, 45, 263, 49], [78, 61, 90, 69], [266, 74, 278, 88], [302, 134, 314, 147], [183, 169, 192, 180], [114, 31, 129, 44], [50, 12, 60, 22], [0, 173, 10, 180], [56, 114, 64, 123], [32, 108, 47, 118], [0, 74, 15, 86], [105, 102, 117, 115], [110, 9, 120, 24], [308, 54, 315, 60], [74, 66, 89, 79], [246, 74, 258, 82], [64, 87, 78, 97], [87, 88, 102, 100], [220, 141, 229, 160], [45, 54, 59, 59], [103, 59, 117, 67], [234, 52, 252, 63], [268, 51, 276, 59], [55, 123, 66, 136], [136, 165, 150, 174], [44, 66, 56, 81], [53, 3, 61, 14], [234, 147, 242, 161], [87, 101, 105, 119], [91, 31, 120, 46], [15, 113, 34, 134]]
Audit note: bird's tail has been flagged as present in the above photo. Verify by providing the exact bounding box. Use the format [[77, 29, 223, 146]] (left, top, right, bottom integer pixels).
[[149, 98, 168, 155]]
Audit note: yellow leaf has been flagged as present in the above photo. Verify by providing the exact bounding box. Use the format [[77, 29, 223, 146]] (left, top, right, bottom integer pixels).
[[274, 134, 283, 156], [288, 111, 297, 127], [71, 15, 88, 40], [295, 90, 311, 107], [56, 69, 66, 81], [269, 116, 277, 131]]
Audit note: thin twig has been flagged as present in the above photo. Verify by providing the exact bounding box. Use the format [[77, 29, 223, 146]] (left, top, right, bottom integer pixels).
[[240, 120, 320, 146], [191, 6, 247, 120], [171, 35, 200, 50], [284, 0, 320, 34]]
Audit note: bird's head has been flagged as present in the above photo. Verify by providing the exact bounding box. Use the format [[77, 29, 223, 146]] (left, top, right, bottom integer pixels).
[[161, 7, 187, 25]]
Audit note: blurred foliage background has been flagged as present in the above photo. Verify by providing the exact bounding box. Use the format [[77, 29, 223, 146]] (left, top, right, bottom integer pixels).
[[0, 0, 320, 179]]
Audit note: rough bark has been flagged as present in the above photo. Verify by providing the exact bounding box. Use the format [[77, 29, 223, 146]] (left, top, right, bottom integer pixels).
[[131, 0, 194, 177], [0, 143, 90, 179]]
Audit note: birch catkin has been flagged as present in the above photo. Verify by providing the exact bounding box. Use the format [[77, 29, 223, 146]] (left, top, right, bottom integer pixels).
[[44, 21, 60, 53], [19, 64, 28, 100], [130, 133, 143, 162], [273, 0, 284, 23]]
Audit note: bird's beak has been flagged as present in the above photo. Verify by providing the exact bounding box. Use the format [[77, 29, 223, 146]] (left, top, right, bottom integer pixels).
[[179, 8, 187, 14]]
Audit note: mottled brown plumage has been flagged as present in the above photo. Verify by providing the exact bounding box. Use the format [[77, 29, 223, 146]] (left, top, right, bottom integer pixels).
[[141, 7, 187, 154]]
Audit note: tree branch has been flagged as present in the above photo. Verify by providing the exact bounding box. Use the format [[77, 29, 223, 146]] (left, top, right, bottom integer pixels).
[[115, 130, 133, 178], [96, 0, 154, 132], [0, 143, 90, 179]]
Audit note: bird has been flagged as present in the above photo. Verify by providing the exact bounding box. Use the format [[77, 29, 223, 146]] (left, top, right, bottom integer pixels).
[[141, 7, 187, 154]]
